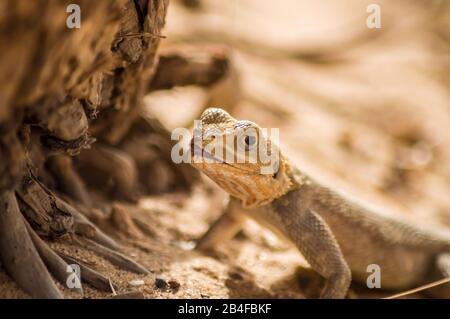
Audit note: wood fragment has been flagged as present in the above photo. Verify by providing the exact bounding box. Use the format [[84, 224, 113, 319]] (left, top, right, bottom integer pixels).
[[150, 48, 230, 91], [53, 196, 122, 251], [77, 237, 150, 275], [16, 172, 74, 237], [29, 99, 88, 142], [25, 221, 84, 296], [0, 191, 63, 298], [58, 253, 114, 293]]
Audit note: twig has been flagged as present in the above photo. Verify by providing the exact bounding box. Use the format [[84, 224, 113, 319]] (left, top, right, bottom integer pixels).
[[109, 278, 117, 296], [26, 221, 83, 296], [384, 277, 450, 299], [58, 253, 115, 293], [76, 237, 150, 275]]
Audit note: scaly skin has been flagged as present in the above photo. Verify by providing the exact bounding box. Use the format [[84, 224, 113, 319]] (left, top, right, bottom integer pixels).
[[190, 107, 450, 298]]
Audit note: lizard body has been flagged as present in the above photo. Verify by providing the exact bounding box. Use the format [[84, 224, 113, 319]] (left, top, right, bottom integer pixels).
[[190, 107, 450, 298]]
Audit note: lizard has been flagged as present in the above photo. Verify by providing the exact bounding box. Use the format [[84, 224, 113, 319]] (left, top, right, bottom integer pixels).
[[189, 107, 450, 299]]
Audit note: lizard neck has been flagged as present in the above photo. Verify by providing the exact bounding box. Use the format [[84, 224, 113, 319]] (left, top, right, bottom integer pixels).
[[238, 156, 304, 208], [285, 162, 311, 189]]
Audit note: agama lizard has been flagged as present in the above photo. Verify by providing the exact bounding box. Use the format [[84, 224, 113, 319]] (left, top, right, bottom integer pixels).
[[190, 107, 450, 298]]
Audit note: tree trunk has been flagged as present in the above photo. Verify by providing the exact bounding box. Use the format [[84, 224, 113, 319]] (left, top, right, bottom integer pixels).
[[0, 0, 169, 298]]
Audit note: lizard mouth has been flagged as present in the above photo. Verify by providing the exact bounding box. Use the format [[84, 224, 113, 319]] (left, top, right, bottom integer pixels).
[[191, 143, 223, 163], [190, 141, 259, 175]]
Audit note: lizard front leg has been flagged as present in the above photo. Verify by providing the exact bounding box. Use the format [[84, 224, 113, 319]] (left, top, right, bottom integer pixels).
[[196, 198, 245, 251], [272, 198, 351, 298]]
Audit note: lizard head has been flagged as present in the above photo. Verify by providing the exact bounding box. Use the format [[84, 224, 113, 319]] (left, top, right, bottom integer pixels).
[[190, 107, 293, 208]]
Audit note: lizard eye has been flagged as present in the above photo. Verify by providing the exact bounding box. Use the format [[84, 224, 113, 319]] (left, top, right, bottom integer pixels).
[[244, 135, 257, 149]]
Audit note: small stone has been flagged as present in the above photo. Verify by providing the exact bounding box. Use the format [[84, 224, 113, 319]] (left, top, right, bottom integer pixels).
[[155, 278, 168, 289], [129, 279, 145, 287], [168, 280, 180, 291], [175, 241, 196, 251]]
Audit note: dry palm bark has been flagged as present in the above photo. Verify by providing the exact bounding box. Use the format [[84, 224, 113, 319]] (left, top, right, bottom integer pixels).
[[0, 0, 232, 298], [0, 0, 160, 299]]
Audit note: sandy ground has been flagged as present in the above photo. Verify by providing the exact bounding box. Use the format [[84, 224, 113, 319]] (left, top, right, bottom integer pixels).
[[1, 0, 450, 299]]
